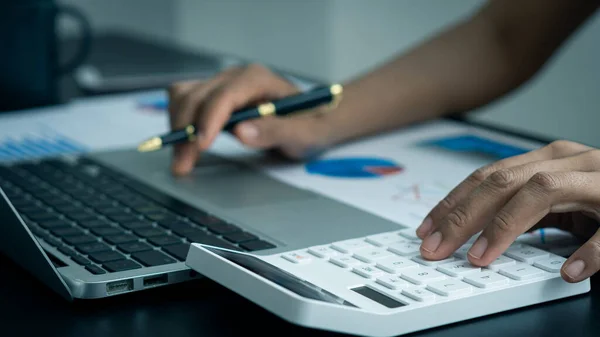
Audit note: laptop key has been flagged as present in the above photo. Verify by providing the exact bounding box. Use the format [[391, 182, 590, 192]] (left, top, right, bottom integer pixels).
[[240, 240, 276, 252], [206, 223, 241, 235], [108, 214, 139, 223], [27, 213, 61, 222], [187, 233, 240, 251], [78, 219, 112, 229], [72, 254, 92, 266], [37, 219, 72, 229], [135, 227, 166, 238], [58, 245, 79, 257], [77, 242, 112, 254], [224, 231, 258, 244], [89, 250, 126, 264], [118, 242, 153, 254], [91, 227, 122, 237], [104, 234, 138, 245], [63, 235, 98, 246], [51, 227, 84, 237], [147, 235, 182, 247], [168, 223, 203, 237], [67, 212, 98, 222], [85, 265, 107, 275], [162, 243, 190, 261], [103, 259, 142, 272], [132, 250, 176, 266], [121, 220, 154, 230], [43, 237, 63, 248]]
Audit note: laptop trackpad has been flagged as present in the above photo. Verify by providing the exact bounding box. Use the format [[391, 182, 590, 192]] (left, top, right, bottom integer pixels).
[[166, 163, 315, 209]]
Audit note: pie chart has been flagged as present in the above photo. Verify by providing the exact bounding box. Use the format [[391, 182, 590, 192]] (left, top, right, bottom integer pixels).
[[305, 157, 404, 178]]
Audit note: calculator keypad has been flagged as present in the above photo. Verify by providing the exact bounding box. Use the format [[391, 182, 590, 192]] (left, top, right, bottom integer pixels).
[[280, 229, 562, 308]]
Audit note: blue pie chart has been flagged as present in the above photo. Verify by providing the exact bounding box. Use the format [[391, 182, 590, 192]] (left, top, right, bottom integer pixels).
[[305, 157, 404, 178]]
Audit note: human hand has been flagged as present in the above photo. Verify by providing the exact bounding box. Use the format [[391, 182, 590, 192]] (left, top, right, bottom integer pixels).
[[416, 140, 600, 283], [168, 64, 333, 176]]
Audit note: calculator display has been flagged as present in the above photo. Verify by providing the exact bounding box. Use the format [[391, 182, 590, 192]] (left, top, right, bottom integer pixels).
[[204, 245, 357, 308]]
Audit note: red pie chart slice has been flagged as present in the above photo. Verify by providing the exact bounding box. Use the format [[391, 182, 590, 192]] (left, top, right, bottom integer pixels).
[[364, 166, 404, 175]]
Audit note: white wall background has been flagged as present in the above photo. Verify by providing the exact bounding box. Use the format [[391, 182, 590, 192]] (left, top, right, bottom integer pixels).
[[59, 0, 599, 147]]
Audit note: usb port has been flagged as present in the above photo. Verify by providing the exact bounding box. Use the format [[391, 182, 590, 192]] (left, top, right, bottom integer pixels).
[[143, 274, 168, 288], [106, 279, 133, 295]]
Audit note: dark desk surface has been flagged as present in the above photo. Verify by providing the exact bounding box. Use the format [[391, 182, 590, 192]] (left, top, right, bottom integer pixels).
[[2, 32, 600, 337], [1, 253, 599, 337]]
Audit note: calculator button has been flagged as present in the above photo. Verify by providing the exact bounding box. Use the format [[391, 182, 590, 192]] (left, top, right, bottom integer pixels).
[[402, 288, 436, 302], [411, 255, 456, 266], [453, 245, 471, 259], [376, 256, 419, 273], [308, 245, 340, 258], [533, 256, 567, 273], [504, 246, 549, 263], [376, 275, 409, 290], [487, 255, 516, 271], [330, 255, 362, 268], [365, 232, 407, 246], [499, 264, 546, 281], [388, 242, 420, 256], [426, 280, 472, 297], [463, 271, 509, 288], [352, 265, 385, 278], [281, 251, 312, 264], [331, 239, 371, 253], [436, 260, 481, 277], [353, 247, 394, 263], [397, 228, 420, 241], [401, 267, 446, 285]]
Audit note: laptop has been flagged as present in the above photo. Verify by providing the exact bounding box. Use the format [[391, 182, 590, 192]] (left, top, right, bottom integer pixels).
[[0, 137, 407, 300], [182, 119, 592, 336]]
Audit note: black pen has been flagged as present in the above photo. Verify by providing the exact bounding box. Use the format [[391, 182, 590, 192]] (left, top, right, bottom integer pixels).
[[137, 83, 343, 152]]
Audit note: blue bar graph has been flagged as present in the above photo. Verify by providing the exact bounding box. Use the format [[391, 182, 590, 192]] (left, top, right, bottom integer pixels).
[[0, 133, 88, 163]]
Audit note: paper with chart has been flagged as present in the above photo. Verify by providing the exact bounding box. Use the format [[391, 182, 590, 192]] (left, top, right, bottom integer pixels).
[[243, 119, 546, 228]]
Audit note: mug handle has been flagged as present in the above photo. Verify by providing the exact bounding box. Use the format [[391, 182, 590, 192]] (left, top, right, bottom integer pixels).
[[55, 5, 92, 75]]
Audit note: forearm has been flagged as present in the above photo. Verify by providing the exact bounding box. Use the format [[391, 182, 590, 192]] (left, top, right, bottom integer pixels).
[[323, 0, 599, 146]]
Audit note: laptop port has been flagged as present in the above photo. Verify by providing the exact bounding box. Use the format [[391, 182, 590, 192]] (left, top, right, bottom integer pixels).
[[106, 279, 133, 295], [143, 274, 168, 288]]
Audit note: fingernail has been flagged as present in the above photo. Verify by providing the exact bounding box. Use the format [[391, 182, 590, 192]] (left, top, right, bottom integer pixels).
[[564, 260, 585, 279], [417, 217, 433, 237], [468, 236, 488, 259], [421, 231, 442, 253], [239, 123, 258, 140]]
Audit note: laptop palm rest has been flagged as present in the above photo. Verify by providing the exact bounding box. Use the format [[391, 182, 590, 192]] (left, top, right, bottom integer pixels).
[[90, 149, 402, 252], [0, 188, 73, 301]]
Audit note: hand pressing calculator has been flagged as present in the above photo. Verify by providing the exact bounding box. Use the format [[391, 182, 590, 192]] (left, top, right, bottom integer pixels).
[[186, 228, 590, 337]]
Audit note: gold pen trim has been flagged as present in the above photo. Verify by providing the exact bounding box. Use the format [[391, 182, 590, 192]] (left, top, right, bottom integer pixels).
[[258, 102, 276, 116], [327, 83, 343, 111], [185, 125, 196, 141], [137, 137, 162, 152]]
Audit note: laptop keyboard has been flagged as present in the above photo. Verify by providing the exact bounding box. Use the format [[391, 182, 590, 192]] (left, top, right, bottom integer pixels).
[[0, 157, 277, 275]]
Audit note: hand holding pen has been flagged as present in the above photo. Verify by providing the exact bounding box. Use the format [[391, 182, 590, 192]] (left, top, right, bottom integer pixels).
[[143, 64, 343, 176]]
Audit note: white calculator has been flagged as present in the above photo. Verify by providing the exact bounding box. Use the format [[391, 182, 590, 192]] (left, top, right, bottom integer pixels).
[[186, 228, 590, 337]]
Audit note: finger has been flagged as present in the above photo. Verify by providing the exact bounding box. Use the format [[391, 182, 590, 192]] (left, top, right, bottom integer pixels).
[[232, 110, 328, 158], [562, 227, 600, 283], [419, 149, 600, 260], [195, 64, 298, 151], [168, 80, 202, 128], [170, 69, 240, 175], [467, 171, 600, 267], [417, 140, 592, 239]]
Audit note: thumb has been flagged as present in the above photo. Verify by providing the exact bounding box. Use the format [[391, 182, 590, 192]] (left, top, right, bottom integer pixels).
[[233, 114, 326, 159]]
